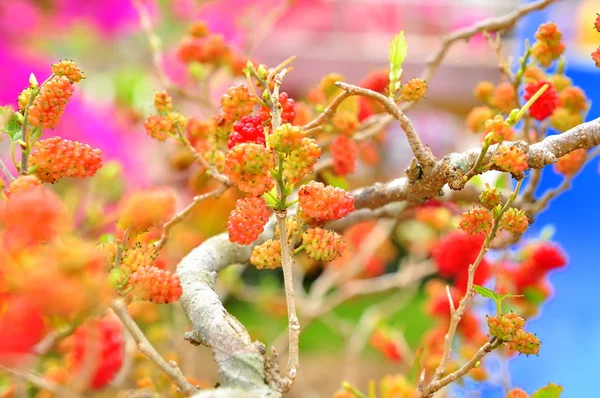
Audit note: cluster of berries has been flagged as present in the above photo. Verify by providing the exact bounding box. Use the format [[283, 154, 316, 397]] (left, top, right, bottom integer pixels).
[[531, 22, 565, 67], [487, 313, 541, 356]]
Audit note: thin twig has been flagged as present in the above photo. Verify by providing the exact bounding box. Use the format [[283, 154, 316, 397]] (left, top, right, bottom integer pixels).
[[0, 366, 83, 398], [110, 300, 199, 396], [154, 185, 228, 252], [0, 158, 15, 181]]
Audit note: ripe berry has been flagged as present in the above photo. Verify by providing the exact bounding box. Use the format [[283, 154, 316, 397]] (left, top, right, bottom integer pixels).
[[283, 138, 321, 184], [479, 185, 502, 210], [533, 41, 565, 67], [401, 78, 427, 102], [483, 115, 514, 145], [459, 207, 493, 236], [144, 114, 173, 141], [523, 81, 559, 121], [473, 81, 494, 102], [593, 47, 600, 68], [298, 181, 354, 223], [268, 123, 305, 154], [228, 115, 265, 149], [29, 137, 103, 183], [508, 329, 540, 355], [530, 242, 567, 271], [153, 91, 173, 113], [67, 317, 124, 390], [507, 388, 530, 398], [129, 266, 183, 303], [466, 106, 494, 133], [331, 135, 358, 175], [492, 82, 518, 114], [370, 329, 403, 362], [27, 75, 75, 129], [535, 22, 562, 43], [595, 14, 600, 32], [0, 297, 45, 366], [500, 208, 529, 235], [494, 145, 528, 174], [250, 239, 282, 269], [487, 313, 525, 341], [279, 92, 296, 124], [220, 85, 254, 124], [224, 143, 274, 196], [118, 187, 176, 233], [227, 197, 270, 245], [302, 228, 345, 262], [52, 60, 84, 83]]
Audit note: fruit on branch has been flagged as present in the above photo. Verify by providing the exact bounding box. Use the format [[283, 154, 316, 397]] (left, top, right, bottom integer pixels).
[[548, 73, 571, 92], [507, 388, 530, 398], [467, 106, 495, 133], [118, 187, 176, 233], [523, 80, 559, 121], [508, 329, 541, 355], [226, 197, 270, 245], [0, 296, 45, 366], [459, 208, 493, 236], [592, 47, 600, 68], [268, 123, 305, 154], [186, 118, 213, 146], [484, 115, 515, 145], [532, 22, 565, 67], [492, 82, 518, 114], [298, 181, 354, 223], [52, 60, 84, 84], [224, 143, 274, 196], [473, 81, 495, 103], [302, 227, 345, 262], [487, 313, 525, 342], [27, 75, 75, 129], [153, 90, 173, 113], [66, 316, 124, 390], [144, 115, 173, 141], [119, 242, 158, 274], [500, 208, 529, 235], [29, 137, 103, 183], [228, 115, 265, 149], [4, 175, 42, 196], [129, 266, 183, 304], [220, 85, 255, 124], [494, 145, 528, 174], [189, 21, 209, 38], [479, 185, 503, 210], [283, 137, 321, 185], [17, 88, 32, 111], [259, 92, 296, 124], [330, 135, 358, 176], [251, 239, 282, 269], [549, 107, 583, 132]]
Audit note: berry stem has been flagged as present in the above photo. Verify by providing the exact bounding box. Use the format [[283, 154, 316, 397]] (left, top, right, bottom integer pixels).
[[293, 244, 305, 255], [513, 84, 549, 125], [0, 158, 15, 182], [19, 86, 38, 175], [110, 300, 198, 396]]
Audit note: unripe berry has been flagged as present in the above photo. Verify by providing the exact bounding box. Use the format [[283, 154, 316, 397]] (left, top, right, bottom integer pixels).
[[298, 181, 354, 223], [523, 66, 546, 83], [466, 106, 494, 133], [483, 115, 514, 145], [331, 135, 358, 175], [500, 208, 529, 235], [224, 143, 274, 196], [144, 114, 173, 141], [66, 316, 124, 390], [283, 137, 321, 185], [153, 91, 173, 113], [332, 110, 359, 136], [474, 81, 495, 102], [549, 107, 583, 132], [492, 82, 518, 114], [129, 266, 183, 303], [507, 388, 530, 398], [401, 78, 427, 102], [459, 208, 493, 235], [535, 22, 562, 44], [18, 88, 32, 111], [250, 239, 282, 269], [532, 41, 565, 67], [29, 137, 103, 183], [27, 75, 75, 129], [52, 60, 84, 83], [220, 85, 254, 124], [319, 73, 345, 99], [302, 228, 345, 262], [187, 118, 213, 146], [6, 175, 42, 196], [227, 197, 270, 245], [559, 86, 588, 113], [120, 242, 158, 275], [554, 148, 586, 176], [487, 313, 525, 341], [268, 123, 305, 154], [595, 14, 600, 33], [118, 187, 176, 233], [494, 145, 528, 174], [479, 185, 502, 209], [524, 81, 559, 121], [548, 73, 571, 92], [508, 329, 540, 355]]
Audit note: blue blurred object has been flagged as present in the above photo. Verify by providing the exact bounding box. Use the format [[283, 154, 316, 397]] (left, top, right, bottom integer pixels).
[[507, 1, 600, 397]]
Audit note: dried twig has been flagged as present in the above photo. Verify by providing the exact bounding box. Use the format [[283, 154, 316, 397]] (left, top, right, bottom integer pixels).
[[0, 158, 15, 182], [110, 300, 199, 396]]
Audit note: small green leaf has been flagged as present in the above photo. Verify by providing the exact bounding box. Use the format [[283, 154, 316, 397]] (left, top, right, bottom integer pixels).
[[321, 170, 348, 190], [99, 233, 116, 243], [473, 285, 500, 302], [532, 383, 563, 398], [388, 31, 407, 95], [0, 106, 22, 140], [263, 188, 278, 207]]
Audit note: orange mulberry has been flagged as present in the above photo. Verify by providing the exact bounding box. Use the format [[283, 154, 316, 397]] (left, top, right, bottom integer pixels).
[[401, 78, 427, 102], [298, 181, 354, 223], [487, 313, 525, 341], [549, 107, 583, 132], [5, 175, 42, 196], [153, 91, 173, 113], [268, 124, 305, 154], [144, 114, 173, 141], [283, 137, 321, 184], [224, 143, 274, 196], [331, 135, 358, 175], [120, 242, 158, 275], [559, 86, 588, 113], [593, 47, 600, 68], [29, 137, 103, 183], [459, 208, 493, 235], [27, 75, 75, 129], [494, 145, 528, 174], [118, 187, 176, 233], [220, 85, 254, 124], [500, 208, 529, 235], [508, 329, 540, 356], [479, 185, 502, 210], [474, 81, 495, 102], [554, 149, 586, 176], [466, 106, 494, 133], [129, 266, 182, 304], [492, 82, 518, 114], [507, 388, 530, 398], [483, 115, 514, 145], [226, 197, 270, 245], [52, 60, 84, 83]]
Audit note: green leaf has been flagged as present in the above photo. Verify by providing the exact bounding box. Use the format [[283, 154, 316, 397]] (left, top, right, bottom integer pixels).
[[388, 31, 407, 95], [0, 106, 21, 140], [532, 383, 563, 398], [473, 285, 500, 302], [263, 188, 278, 207], [99, 233, 116, 243], [321, 170, 348, 190]]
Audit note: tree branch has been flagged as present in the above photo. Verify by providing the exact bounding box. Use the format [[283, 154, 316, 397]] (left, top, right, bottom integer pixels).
[[111, 299, 199, 396]]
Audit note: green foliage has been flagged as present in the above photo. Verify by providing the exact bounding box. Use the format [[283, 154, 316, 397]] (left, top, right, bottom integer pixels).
[[388, 31, 407, 96], [0, 106, 22, 141], [532, 383, 563, 398], [321, 169, 348, 190], [474, 285, 523, 315]]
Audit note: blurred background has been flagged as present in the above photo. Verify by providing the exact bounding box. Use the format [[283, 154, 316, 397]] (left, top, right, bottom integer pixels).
[[0, 0, 598, 397]]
